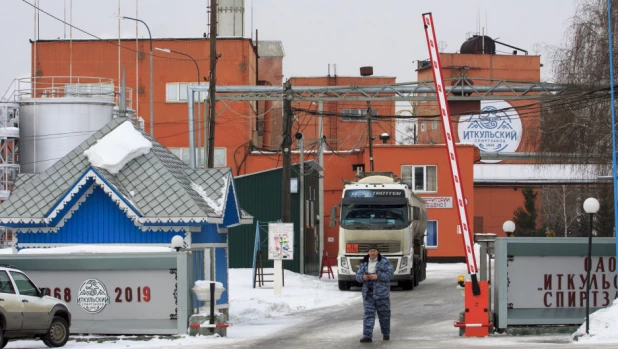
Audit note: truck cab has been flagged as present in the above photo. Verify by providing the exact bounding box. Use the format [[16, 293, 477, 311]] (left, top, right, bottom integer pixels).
[[331, 173, 427, 291]]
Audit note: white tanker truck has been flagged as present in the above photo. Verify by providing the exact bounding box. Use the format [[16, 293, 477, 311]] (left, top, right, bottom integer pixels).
[[330, 172, 428, 291]]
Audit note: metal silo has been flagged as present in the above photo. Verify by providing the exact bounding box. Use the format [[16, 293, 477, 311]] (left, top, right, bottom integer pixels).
[[16, 77, 124, 173], [217, 0, 244, 37]]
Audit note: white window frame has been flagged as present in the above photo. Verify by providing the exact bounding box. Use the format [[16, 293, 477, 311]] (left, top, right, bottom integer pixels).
[[401, 165, 437, 193], [420, 122, 426, 132], [213, 147, 226, 167], [169, 147, 227, 168], [165, 83, 207, 103], [424, 220, 438, 248], [432, 120, 438, 129]]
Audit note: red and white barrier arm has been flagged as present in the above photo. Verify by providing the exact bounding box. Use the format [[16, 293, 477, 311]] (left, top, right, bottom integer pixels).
[[189, 323, 232, 329], [422, 12, 481, 295]]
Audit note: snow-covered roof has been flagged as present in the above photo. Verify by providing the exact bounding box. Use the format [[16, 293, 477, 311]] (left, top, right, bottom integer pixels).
[[474, 164, 608, 184], [83, 121, 152, 175], [0, 117, 252, 227]]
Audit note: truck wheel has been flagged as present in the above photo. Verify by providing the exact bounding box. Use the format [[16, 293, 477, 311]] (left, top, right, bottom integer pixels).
[[338, 281, 350, 291], [414, 265, 420, 287], [458, 312, 465, 336], [399, 280, 413, 290]]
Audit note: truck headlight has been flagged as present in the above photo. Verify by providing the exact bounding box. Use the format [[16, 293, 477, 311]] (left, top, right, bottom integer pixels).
[[400, 256, 408, 268], [340, 256, 349, 269]]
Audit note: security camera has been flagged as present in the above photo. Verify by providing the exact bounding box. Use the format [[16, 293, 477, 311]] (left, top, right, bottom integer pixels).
[[379, 133, 391, 144]]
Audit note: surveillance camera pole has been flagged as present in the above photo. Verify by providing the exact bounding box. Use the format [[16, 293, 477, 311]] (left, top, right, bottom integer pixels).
[[367, 101, 374, 171], [282, 81, 293, 223]]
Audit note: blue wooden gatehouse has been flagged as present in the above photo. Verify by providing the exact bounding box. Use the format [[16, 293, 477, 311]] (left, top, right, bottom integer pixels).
[[0, 117, 252, 310]]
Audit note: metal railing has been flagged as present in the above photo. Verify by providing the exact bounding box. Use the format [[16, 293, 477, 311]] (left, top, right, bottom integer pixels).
[[2, 76, 132, 109]]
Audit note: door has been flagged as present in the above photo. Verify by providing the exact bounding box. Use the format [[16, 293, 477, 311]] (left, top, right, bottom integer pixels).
[[10, 271, 49, 331], [0, 270, 22, 331]]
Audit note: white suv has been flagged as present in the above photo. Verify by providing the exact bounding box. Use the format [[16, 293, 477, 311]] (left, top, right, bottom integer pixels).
[[0, 265, 71, 348]]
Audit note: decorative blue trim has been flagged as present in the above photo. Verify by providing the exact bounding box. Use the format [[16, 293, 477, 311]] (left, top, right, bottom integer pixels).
[[45, 167, 91, 218], [90, 167, 142, 215], [221, 183, 240, 227]]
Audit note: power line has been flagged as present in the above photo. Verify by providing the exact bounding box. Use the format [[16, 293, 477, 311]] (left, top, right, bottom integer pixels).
[[20, 0, 214, 63]]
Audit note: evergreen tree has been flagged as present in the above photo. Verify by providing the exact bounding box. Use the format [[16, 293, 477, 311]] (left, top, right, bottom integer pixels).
[[513, 187, 540, 237]]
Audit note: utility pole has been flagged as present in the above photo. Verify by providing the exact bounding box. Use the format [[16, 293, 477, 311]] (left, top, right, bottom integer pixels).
[[296, 132, 304, 274], [282, 80, 293, 223], [318, 100, 325, 271], [367, 101, 374, 171], [207, 0, 217, 168]]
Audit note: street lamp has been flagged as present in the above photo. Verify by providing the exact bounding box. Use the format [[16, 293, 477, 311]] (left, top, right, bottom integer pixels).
[[502, 220, 515, 237], [171, 235, 184, 252], [156, 47, 201, 168], [122, 16, 154, 138], [583, 197, 600, 335]]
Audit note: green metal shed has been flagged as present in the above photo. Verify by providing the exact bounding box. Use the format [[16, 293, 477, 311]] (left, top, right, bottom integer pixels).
[[229, 161, 322, 276]]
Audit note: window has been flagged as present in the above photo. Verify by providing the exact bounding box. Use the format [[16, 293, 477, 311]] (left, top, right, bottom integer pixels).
[[401, 165, 437, 192], [424, 220, 438, 248], [169, 147, 227, 168], [341, 108, 378, 122], [10, 272, 38, 296], [420, 122, 426, 132], [165, 83, 207, 102], [214, 147, 226, 167], [432, 120, 438, 129], [0, 271, 15, 294]]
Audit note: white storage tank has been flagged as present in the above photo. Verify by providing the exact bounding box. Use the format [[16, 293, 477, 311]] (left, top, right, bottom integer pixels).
[[17, 77, 118, 173]]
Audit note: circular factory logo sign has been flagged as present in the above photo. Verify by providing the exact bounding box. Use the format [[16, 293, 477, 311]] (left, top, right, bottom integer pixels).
[[458, 100, 522, 163], [77, 279, 110, 314]]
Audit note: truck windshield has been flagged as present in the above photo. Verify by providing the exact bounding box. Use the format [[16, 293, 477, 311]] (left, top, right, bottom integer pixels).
[[341, 204, 409, 229]]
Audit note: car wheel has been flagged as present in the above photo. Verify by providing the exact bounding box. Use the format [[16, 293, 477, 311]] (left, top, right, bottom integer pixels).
[[0, 335, 6, 349], [42, 317, 70, 347]]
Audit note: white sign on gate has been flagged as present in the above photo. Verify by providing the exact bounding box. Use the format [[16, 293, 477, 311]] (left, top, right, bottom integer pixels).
[[507, 256, 617, 309], [27, 270, 177, 320]]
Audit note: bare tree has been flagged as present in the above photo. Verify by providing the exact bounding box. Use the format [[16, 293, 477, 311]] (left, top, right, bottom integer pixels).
[[539, 0, 617, 172], [540, 185, 583, 237]]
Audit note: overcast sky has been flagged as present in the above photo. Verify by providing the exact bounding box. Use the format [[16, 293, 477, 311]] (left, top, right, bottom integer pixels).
[[1, 0, 577, 96]]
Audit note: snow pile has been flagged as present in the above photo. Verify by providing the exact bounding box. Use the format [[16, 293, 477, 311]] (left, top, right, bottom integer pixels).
[[227, 268, 358, 324], [83, 121, 152, 175], [191, 176, 228, 215], [17, 245, 173, 254], [572, 298, 618, 344], [193, 280, 225, 303]]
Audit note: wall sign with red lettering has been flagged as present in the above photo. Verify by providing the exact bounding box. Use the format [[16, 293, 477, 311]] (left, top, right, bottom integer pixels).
[[422, 197, 453, 209], [27, 269, 178, 320], [507, 256, 617, 309]]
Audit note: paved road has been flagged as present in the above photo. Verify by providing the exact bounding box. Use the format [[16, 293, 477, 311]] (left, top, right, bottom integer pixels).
[[218, 266, 615, 349]]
